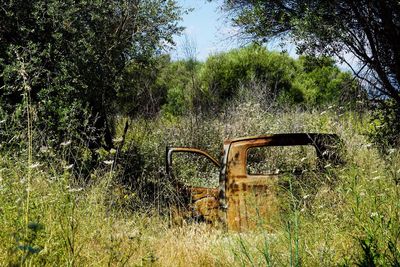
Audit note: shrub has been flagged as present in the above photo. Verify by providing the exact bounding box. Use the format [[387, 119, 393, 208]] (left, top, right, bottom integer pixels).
[[198, 45, 299, 110], [0, 0, 183, 152], [294, 55, 362, 107]]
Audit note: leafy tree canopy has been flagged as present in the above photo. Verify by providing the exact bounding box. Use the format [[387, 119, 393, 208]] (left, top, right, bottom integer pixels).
[[216, 0, 400, 145], [0, 0, 183, 150], [217, 0, 399, 102], [196, 45, 357, 109]]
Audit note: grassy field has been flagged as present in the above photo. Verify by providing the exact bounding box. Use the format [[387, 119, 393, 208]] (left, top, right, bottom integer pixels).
[[0, 103, 399, 266]]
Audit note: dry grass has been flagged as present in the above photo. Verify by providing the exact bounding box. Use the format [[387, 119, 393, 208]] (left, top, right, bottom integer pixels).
[[0, 104, 399, 266]]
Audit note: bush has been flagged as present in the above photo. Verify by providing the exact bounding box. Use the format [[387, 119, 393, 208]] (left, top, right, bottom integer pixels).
[[198, 45, 299, 110], [294, 55, 362, 107], [0, 0, 183, 152], [369, 101, 400, 150], [158, 46, 361, 115], [159, 60, 203, 116]]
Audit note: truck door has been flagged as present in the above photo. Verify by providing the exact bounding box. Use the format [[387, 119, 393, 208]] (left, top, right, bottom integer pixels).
[[224, 134, 335, 231], [166, 147, 221, 223]]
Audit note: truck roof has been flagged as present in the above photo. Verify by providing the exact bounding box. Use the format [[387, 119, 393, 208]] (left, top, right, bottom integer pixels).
[[224, 133, 339, 145]]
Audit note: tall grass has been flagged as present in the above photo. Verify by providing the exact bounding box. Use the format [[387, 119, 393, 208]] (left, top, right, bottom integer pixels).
[[0, 94, 399, 265]]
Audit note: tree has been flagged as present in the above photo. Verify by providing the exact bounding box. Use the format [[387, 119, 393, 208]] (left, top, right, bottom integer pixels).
[[216, 0, 400, 144], [156, 45, 358, 115], [159, 59, 203, 116], [118, 54, 172, 118], [199, 45, 300, 108], [0, 0, 183, 150], [294, 55, 361, 107]]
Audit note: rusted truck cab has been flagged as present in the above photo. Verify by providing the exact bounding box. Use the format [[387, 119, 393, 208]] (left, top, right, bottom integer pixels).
[[166, 133, 341, 231]]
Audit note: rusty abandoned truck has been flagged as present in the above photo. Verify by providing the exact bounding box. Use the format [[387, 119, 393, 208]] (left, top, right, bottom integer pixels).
[[166, 133, 341, 231]]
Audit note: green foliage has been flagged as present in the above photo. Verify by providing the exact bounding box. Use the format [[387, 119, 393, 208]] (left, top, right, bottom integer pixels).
[[0, 0, 183, 151], [159, 46, 359, 115], [117, 54, 172, 118], [294, 55, 360, 106], [163, 85, 188, 116], [1, 102, 400, 265], [199, 45, 300, 108], [159, 60, 203, 116], [369, 101, 400, 149], [216, 0, 400, 146]]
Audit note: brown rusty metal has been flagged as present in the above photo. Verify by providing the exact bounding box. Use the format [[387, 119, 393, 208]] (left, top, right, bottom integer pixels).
[[166, 133, 342, 231], [166, 147, 220, 173], [166, 147, 221, 224]]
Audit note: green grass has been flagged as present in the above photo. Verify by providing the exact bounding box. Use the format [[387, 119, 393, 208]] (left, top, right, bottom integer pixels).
[[0, 104, 399, 266]]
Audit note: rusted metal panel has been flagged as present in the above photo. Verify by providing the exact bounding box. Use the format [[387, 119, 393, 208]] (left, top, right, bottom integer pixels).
[[166, 133, 342, 231], [225, 174, 280, 231], [166, 147, 221, 224], [166, 147, 220, 171]]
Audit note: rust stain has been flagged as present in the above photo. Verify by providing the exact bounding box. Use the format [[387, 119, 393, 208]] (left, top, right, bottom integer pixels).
[[166, 133, 342, 231]]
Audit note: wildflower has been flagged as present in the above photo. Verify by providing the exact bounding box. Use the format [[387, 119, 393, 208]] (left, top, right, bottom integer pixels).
[[370, 212, 378, 218], [40, 146, 49, 153], [60, 140, 72, 147], [63, 164, 74, 170], [113, 137, 123, 143], [103, 160, 114, 165], [29, 163, 41, 169], [68, 187, 83, 193]]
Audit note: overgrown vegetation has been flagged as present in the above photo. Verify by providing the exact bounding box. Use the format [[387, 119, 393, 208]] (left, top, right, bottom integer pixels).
[[216, 0, 400, 146], [1, 100, 399, 265], [158, 45, 361, 116], [0, 0, 183, 151], [1, 0, 399, 266]]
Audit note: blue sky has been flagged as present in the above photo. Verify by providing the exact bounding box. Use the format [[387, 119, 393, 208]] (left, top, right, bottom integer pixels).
[[171, 0, 298, 61], [171, 1, 355, 71], [172, 0, 237, 61]]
